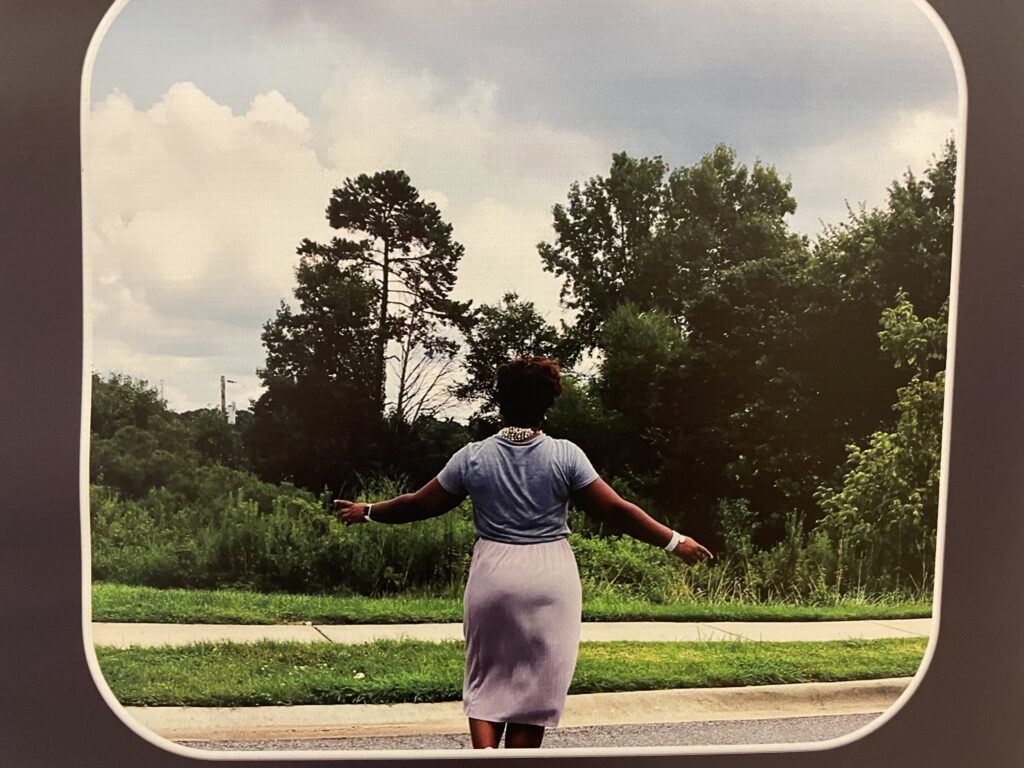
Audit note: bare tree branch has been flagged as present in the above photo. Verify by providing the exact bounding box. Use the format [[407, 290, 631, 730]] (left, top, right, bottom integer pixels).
[[408, 355, 459, 423]]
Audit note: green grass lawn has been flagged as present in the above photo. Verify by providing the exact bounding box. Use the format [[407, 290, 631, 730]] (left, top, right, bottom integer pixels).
[[95, 637, 928, 707], [92, 583, 933, 625]]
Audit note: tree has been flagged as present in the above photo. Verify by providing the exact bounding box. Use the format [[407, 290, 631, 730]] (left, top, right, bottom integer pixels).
[[248, 257, 380, 490], [593, 305, 691, 508], [671, 144, 954, 536], [90, 372, 168, 440], [536, 142, 955, 546], [455, 292, 571, 419], [178, 407, 251, 470], [766, 140, 957, 517], [678, 247, 817, 530], [379, 415, 472, 490], [390, 311, 460, 428], [808, 139, 955, 320], [539, 148, 807, 538], [588, 303, 742, 539], [816, 292, 948, 592], [538, 152, 668, 350], [679, 142, 956, 539], [298, 170, 472, 422], [597, 303, 681, 441], [544, 375, 620, 460], [539, 146, 801, 349], [89, 373, 196, 498]]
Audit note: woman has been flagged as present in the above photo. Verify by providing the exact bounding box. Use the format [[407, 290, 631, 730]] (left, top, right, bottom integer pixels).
[[335, 356, 713, 749]]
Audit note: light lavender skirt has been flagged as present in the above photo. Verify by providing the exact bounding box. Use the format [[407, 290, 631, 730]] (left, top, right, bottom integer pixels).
[[462, 537, 583, 727]]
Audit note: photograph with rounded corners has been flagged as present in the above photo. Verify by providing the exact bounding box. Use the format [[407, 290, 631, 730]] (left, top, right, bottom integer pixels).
[[80, 0, 964, 758]]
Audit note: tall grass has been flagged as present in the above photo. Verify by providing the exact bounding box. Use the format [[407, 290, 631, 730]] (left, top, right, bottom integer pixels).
[[90, 475, 932, 603], [90, 476, 476, 596]]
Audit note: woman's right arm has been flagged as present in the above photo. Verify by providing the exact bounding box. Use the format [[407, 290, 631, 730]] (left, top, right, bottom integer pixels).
[[334, 479, 464, 525], [570, 478, 713, 563]]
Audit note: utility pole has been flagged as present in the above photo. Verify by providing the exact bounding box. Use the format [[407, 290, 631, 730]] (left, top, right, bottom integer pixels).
[[220, 376, 237, 419]]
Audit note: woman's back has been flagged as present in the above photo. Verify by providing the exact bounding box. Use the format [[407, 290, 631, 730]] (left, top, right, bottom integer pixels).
[[437, 434, 598, 544]]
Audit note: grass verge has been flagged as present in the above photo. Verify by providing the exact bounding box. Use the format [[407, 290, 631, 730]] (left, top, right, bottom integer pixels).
[[93, 583, 932, 625], [95, 637, 927, 707]]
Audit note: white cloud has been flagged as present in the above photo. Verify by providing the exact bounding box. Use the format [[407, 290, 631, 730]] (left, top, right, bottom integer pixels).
[[315, 47, 613, 319], [781, 108, 957, 238], [319, 56, 609, 208], [84, 83, 337, 410], [84, 65, 609, 412]]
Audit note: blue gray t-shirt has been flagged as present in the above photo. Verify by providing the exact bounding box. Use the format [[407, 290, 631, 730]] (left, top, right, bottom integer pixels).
[[437, 434, 600, 545]]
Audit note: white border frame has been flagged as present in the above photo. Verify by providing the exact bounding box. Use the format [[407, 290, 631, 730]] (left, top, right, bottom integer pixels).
[[79, 0, 967, 760]]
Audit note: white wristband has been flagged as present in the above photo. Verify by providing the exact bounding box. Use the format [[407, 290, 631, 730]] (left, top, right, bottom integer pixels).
[[664, 531, 687, 551], [363, 504, 374, 522]]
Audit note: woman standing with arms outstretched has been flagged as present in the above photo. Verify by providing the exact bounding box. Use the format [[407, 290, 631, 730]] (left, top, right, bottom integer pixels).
[[335, 356, 713, 749]]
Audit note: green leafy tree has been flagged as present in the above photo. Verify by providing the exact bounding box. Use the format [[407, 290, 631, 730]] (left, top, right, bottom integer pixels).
[[590, 304, 740, 539], [538, 152, 669, 350], [656, 145, 801, 320], [591, 306, 696, 521], [673, 143, 954, 537], [90, 372, 168, 439], [816, 292, 948, 592], [679, 247, 818, 531], [249, 256, 380, 491], [178, 407, 251, 469], [544, 375, 620, 456], [595, 302, 684, 476], [540, 147, 807, 538], [89, 373, 196, 498], [379, 416, 473, 490], [456, 292, 571, 420], [298, 170, 472, 422], [538, 142, 954, 546], [809, 139, 955, 319], [768, 140, 956, 519], [539, 146, 801, 349]]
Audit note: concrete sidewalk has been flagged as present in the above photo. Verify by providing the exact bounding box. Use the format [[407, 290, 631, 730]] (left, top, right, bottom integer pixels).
[[92, 618, 932, 648], [127, 678, 913, 742]]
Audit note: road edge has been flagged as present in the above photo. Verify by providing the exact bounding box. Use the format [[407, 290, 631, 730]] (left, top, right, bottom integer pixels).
[[126, 678, 912, 741]]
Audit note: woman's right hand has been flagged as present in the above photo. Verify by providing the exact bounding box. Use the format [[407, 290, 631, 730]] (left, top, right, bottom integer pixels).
[[333, 499, 369, 526], [671, 537, 714, 564]]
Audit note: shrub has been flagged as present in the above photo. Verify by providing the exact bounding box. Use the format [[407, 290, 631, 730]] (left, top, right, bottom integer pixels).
[[571, 533, 679, 602], [90, 472, 931, 602], [89, 474, 479, 596]]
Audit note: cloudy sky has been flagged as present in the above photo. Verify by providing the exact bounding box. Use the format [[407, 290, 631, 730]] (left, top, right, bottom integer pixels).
[[83, 0, 960, 414]]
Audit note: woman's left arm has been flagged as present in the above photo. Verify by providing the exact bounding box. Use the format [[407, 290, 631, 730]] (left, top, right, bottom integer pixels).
[[334, 479, 464, 526], [571, 478, 713, 563]]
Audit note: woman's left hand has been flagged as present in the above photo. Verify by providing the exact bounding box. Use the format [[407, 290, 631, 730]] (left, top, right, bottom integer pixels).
[[333, 499, 369, 526], [671, 536, 714, 564]]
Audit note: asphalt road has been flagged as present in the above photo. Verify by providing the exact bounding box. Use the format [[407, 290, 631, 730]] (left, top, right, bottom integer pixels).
[[178, 713, 882, 752]]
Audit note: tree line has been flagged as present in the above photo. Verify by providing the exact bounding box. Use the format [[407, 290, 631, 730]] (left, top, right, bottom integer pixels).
[[92, 140, 954, 593]]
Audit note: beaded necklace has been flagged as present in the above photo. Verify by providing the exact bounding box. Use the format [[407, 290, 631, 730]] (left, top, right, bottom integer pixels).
[[497, 426, 542, 442]]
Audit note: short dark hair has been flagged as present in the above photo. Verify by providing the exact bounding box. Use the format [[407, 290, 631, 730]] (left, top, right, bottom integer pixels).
[[495, 356, 563, 427]]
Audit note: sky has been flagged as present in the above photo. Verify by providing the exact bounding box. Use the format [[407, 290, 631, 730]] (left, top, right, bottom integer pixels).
[[83, 0, 960, 415]]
